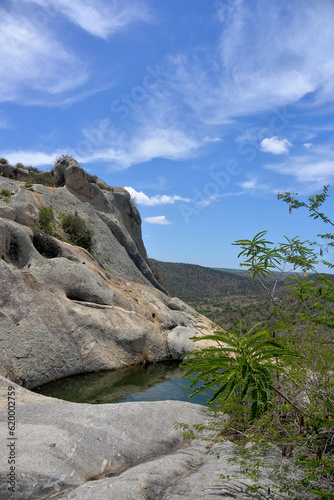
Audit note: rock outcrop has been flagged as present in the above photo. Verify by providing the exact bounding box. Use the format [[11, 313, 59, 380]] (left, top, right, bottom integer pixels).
[[0, 159, 163, 291], [0, 376, 286, 500], [0, 217, 212, 388], [0, 163, 29, 179]]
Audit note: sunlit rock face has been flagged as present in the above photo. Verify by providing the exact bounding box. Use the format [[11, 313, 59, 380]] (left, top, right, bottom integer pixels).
[[0, 169, 213, 388]]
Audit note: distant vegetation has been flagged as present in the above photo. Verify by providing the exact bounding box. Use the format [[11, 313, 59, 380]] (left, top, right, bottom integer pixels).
[[148, 258, 292, 331]]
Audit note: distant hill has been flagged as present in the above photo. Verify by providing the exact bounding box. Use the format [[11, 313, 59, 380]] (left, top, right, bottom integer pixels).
[[148, 259, 266, 303], [213, 267, 248, 276]]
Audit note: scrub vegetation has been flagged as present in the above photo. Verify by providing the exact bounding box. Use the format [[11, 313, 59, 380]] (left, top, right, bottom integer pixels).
[[180, 186, 334, 499], [37, 206, 94, 252]]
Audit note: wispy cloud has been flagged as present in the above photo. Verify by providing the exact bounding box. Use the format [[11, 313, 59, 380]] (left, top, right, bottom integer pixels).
[[76, 123, 201, 169], [0, 113, 9, 130], [0, 4, 88, 103], [0, 0, 149, 105], [144, 216, 172, 225], [124, 186, 191, 206], [161, 0, 334, 124], [238, 176, 274, 194], [203, 136, 223, 143], [265, 144, 334, 189], [23, 0, 151, 39], [260, 137, 292, 155]]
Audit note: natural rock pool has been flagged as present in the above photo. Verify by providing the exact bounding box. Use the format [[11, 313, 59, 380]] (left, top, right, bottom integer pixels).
[[34, 361, 212, 405]]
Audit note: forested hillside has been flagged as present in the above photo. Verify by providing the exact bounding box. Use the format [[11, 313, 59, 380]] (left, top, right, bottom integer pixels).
[[148, 258, 291, 330], [148, 259, 266, 301]]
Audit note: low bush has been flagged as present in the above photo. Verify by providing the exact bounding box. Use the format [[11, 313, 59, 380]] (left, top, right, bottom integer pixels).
[[37, 207, 94, 252], [59, 211, 93, 252], [0, 157, 9, 164], [37, 207, 57, 235], [0, 188, 11, 203], [86, 173, 98, 183]]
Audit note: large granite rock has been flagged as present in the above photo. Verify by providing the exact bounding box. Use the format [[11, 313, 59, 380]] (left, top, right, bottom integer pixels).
[[0, 166, 163, 291], [0, 377, 286, 500], [0, 217, 213, 388]]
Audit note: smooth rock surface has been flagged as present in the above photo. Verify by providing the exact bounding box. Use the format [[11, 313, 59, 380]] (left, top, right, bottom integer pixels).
[[0, 218, 213, 388], [0, 377, 286, 500]]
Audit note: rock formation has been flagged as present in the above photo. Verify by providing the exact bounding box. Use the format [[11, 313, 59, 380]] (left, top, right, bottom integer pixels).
[[0, 161, 290, 499], [0, 160, 213, 388], [0, 376, 286, 499]]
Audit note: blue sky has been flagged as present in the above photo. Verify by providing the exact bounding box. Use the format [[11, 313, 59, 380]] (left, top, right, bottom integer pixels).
[[2, 0, 334, 270]]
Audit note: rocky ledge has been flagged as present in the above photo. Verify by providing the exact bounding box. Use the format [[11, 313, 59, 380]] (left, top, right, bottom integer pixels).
[[0, 376, 286, 500]]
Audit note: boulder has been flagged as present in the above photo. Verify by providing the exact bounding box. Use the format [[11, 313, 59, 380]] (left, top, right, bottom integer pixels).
[[64, 164, 101, 200], [0, 197, 39, 228], [0, 164, 29, 178]]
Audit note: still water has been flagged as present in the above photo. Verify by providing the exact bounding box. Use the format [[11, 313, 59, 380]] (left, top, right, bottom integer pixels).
[[34, 362, 211, 406]]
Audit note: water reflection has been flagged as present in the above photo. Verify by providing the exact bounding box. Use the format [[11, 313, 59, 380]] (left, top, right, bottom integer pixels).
[[34, 362, 211, 406]]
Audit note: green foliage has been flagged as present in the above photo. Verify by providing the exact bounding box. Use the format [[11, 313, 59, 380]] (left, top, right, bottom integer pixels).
[[180, 185, 334, 497], [97, 182, 112, 191], [279, 185, 334, 269], [59, 211, 93, 251], [0, 188, 11, 203], [37, 207, 94, 252], [15, 162, 25, 169], [182, 325, 301, 421], [233, 231, 318, 308], [17, 171, 54, 187], [0, 157, 9, 164], [85, 172, 98, 183], [37, 206, 57, 235]]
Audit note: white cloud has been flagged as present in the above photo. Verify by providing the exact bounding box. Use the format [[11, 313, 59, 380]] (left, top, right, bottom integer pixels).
[[265, 144, 334, 189], [260, 137, 292, 155], [266, 158, 334, 187], [203, 136, 223, 143], [144, 216, 172, 225], [239, 178, 258, 190], [23, 0, 150, 39], [237, 175, 275, 195], [304, 143, 313, 149], [124, 186, 191, 206], [0, 150, 63, 167], [76, 124, 201, 169]]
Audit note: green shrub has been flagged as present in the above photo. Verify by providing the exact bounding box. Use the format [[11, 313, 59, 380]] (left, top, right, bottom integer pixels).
[[59, 211, 93, 251], [86, 173, 98, 183], [17, 172, 54, 187], [0, 188, 11, 203], [37, 206, 56, 235], [0, 157, 9, 164], [97, 182, 112, 191]]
